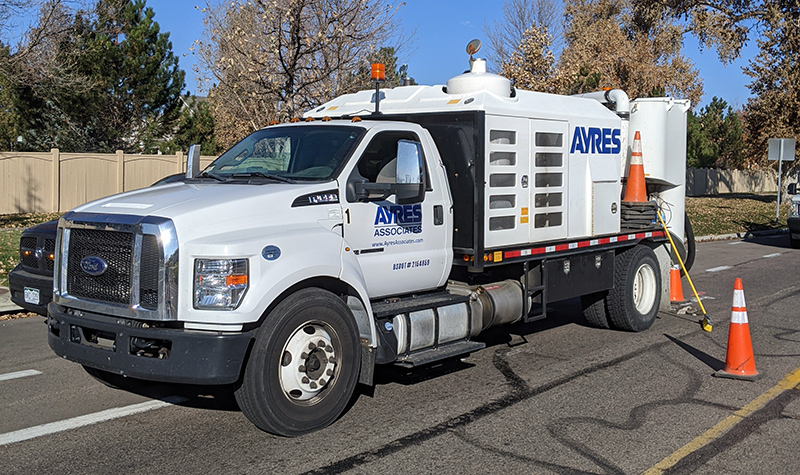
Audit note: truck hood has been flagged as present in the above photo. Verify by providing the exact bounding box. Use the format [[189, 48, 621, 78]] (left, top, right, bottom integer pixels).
[[72, 181, 340, 236]]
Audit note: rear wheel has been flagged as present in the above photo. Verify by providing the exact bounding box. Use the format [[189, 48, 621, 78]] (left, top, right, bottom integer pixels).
[[607, 245, 661, 332], [235, 288, 361, 437], [581, 291, 611, 329]]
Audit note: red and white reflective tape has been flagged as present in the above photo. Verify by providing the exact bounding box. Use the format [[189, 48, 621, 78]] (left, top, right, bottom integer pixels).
[[503, 230, 665, 259]]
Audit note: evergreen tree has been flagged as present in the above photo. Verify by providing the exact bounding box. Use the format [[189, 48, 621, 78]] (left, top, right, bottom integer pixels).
[[686, 97, 745, 169], [163, 95, 218, 156], [77, 0, 185, 152], [2, 0, 185, 152]]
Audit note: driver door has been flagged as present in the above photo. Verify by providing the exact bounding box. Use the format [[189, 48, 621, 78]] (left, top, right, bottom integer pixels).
[[342, 128, 450, 298]]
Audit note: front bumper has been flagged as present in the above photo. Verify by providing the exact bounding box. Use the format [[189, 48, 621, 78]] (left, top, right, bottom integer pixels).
[[47, 302, 253, 385], [788, 217, 800, 239], [9, 264, 53, 316]]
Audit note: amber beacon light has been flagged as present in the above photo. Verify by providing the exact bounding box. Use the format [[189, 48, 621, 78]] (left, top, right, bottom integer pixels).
[[370, 63, 386, 82]]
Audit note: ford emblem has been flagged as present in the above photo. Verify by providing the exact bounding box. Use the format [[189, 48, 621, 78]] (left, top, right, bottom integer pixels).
[[80, 256, 108, 276], [261, 245, 281, 261]]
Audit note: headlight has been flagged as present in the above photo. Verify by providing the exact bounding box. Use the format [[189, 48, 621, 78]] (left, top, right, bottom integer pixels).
[[194, 258, 249, 310], [791, 202, 800, 218]]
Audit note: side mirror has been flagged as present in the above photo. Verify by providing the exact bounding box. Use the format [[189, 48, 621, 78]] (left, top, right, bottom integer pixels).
[[394, 139, 424, 204], [789, 183, 797, 195], [186, 144, 201, 179]]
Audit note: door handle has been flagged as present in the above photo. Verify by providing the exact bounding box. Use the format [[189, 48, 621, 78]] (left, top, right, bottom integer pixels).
[[434, 205, 444, 225]]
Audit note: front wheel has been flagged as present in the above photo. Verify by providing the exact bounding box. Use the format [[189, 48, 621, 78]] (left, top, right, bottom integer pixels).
[[607, 245, 661, 332], [235, 288, 361, 437]]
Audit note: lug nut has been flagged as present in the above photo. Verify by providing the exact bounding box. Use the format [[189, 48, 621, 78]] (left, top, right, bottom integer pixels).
[[329, 357, 336, 364], [308, 343, 316, 350], [309, 382, 317, 389], [326, 369, 333, 376], [302, 376, 309, 384], [301, 352, 309, 359], [319, 379, 326, 386], [318, 340, 327, 348], [298, 365, 306, 372]]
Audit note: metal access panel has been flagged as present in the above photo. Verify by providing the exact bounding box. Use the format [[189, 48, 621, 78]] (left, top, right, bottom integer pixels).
[[529, 119, 569, 242], [545, 250, 614, 302], [484, 115, 530, 248]]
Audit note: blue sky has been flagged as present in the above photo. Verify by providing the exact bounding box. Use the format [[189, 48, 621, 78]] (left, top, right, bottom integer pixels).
[[131, 1, 760, 109]]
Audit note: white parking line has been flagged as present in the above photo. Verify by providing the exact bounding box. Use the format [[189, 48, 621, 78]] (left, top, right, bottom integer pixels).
[[0, 370, 42, 382], [0, 396, 187, 446], [706, 266, 731, 273], [763, 253, 781, 258]]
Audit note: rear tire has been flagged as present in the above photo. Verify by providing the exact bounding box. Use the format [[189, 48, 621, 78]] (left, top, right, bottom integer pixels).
[[581, 291, 611, 329], [607, 245, 661, 332], [791, 237, 800, 249], [235, 288, 361, 437]]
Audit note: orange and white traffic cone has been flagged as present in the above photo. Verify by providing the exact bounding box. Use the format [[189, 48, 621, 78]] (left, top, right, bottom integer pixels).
[[714, 278, 759, 381], [623, 131, 647, 203], [669, 265, 686, 303]]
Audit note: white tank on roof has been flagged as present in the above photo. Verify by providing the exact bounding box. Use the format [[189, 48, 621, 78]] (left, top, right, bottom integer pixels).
[[446, 58, 511, 97]]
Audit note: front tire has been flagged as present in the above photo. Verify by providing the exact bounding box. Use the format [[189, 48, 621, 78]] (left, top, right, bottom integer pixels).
[[607, 245, 661, 332], [235, 288, 361, 437]]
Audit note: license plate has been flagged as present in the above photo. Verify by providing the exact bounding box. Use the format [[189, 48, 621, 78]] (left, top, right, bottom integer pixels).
[[24, 287, 40, 305]]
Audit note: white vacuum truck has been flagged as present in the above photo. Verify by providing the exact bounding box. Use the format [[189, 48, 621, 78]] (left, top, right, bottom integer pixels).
[[48, 46, 690, 436]]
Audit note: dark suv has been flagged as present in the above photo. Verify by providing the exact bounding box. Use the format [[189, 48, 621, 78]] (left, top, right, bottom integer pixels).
[[9, 220, 59, 315]]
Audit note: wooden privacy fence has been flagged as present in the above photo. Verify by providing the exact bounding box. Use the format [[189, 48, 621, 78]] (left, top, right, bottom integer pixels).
[[0, 149, 216, 214], [685, 168, 780, 196]]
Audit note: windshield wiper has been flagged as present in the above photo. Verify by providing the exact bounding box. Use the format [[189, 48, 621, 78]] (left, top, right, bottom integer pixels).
[[230, 172, 296, 184], [198, 171, 226, 182]]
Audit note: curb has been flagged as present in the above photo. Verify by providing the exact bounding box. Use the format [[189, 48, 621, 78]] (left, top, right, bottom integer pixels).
[[0, 286, 23, 314], [695, 228, 788, 243]]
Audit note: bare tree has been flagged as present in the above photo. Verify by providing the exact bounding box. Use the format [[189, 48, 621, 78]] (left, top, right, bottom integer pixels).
[[484, 0, 563, 69], [557, 0, 703, 104], [0, 1, 92, 93], [196, 0, 404, 147], [500, 24, 562, 93]]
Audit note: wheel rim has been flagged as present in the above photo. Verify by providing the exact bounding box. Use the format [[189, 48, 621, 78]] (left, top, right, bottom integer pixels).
[[279, 322, 338, 403], [632, 263, 657, 314]]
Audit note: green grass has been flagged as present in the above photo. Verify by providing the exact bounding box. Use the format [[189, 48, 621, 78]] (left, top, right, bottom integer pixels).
[[0, 228, 23, 287], [685, 193, 790, 237]]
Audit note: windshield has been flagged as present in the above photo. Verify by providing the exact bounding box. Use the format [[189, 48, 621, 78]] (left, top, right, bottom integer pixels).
[[204, 125, 365, 182]]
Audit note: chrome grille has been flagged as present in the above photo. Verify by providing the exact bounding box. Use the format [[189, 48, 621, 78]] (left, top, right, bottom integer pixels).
[[66, 229, 133, 305], [139, 234, 160, 310], [54, 213, 179, 321]]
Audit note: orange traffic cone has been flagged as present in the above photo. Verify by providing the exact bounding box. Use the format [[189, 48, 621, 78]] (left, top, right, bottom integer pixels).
[[669, 266, 686, 303], [714, 278, 759, 381], [623, 131, 647, 203]]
